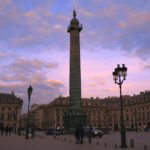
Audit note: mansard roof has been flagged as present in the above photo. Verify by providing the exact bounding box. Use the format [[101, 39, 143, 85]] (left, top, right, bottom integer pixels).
[[44, 90, 150, 109], [0, 93, 23, 104]]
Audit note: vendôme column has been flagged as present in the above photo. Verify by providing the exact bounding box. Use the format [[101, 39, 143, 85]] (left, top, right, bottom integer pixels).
[[64, 10, 86, 131]]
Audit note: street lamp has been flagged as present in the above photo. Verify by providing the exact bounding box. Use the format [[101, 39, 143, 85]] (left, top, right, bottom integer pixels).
[[18, 100, 23, 136], [112, 64, 127, 148], [25, 85, 33, 139]]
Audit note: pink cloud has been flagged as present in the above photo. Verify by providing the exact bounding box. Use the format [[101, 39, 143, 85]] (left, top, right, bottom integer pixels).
[[79, 8, 94, 18], [0, 0, 12, 7], [127, 11, 150, 28], [47, 79, 64, 87], [118, 21, 128, 29]]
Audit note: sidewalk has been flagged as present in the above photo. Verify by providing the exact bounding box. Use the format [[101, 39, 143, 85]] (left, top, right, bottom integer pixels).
[[0, 132, 149, 150]]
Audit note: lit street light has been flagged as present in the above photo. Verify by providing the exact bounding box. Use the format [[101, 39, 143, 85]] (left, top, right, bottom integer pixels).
[[25, 85, 33, 139], [112, 64, 127, 148]]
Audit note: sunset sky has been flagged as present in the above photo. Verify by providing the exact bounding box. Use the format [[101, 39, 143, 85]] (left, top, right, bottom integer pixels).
[[0, 0, 150, 112]]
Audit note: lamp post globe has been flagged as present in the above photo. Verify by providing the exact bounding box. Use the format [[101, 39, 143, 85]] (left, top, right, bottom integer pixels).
[[25, 85, 33, 139], [112, 64, 128, 148], [28, 86, 33, 98]]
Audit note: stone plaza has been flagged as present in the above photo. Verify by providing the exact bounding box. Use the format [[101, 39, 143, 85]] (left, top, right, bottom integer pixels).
[[0, 131, 149, 150]]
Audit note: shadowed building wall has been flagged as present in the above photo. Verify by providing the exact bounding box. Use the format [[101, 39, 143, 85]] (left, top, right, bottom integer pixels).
[[42, 91, 150, 132], [0, 92, 23, 129]]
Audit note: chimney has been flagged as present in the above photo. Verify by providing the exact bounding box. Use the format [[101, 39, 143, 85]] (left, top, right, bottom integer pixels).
[[11, 91, 14, 95]]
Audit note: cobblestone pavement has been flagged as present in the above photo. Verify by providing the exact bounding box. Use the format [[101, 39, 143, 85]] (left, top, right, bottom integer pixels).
[[0, 131, 149, 150]]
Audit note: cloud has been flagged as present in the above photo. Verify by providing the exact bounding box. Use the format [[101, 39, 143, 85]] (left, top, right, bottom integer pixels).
[[0, 79, 64, 113], [47, 79, 63, 87], [0, 1, 67, 49], [0, 58, 58, 83], [79, 8, 94, 18], [143, 65, 150, 70], [77, 1, 150, 59], [0, 51, 10, 58], [0, 56, 64, 113], [0, 0, 12, 7], [0, 0, 150, 112], [0, 0, 149, 60], [10, 58, 57, 72]]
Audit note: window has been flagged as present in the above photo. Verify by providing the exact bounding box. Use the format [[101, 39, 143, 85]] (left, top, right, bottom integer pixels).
[[126, 115, 129, 121], [147, 112, 149, 120], [1, 113, 4, 121], [7, 113, 11, 121]]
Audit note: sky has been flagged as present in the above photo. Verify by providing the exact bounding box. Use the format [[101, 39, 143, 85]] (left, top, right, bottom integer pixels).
[[0, 0, 150, 113]]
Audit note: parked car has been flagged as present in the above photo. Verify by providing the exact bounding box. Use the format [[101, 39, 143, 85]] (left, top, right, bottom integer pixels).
[[46, 129, 61, 135], [84, 127, 103, 138], [92, 128, 104, 137], [144, 127, 150, 131]]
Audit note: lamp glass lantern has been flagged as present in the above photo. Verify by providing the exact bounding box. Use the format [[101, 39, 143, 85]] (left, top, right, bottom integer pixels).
[[116, 64, 122, 76], [112, 71, 118, 82], [121, 64, 127, 78], [28, 86, 33, 98]]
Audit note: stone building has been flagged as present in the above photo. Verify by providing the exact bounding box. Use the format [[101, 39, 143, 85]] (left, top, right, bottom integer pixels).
[[42, 91, 150, 131], [43, 97, 68, 130], [23, 104, 46, 130], [0, 92, 23, 129]]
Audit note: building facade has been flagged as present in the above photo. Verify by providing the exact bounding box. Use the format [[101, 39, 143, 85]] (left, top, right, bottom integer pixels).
[[0, 92, 23, 129], [22, 104, 46, 130], [31, 104, 45, 130], [42, 91, 150, 131], [23, 91, 150, 132], [43, 97, 68, 130]]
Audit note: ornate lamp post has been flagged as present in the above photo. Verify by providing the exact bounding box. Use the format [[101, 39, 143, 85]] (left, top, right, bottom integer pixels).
[[25, 85, 33, 139], [18, 100, 23, 136], [112, 64, 127, 148]]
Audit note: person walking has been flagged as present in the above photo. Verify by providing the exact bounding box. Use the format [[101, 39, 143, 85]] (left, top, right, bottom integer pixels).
[[31, 127, 35, 139], [5, 125, 8, 136], [79, 125, 84, 144], [0, 124, 4, 136], [75, 125, 80, 144], [88, 125, 93, 143], [8, 126, 12, 135]]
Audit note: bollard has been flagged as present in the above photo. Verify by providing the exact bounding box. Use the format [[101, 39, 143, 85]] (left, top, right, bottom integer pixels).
[[64, 138, 67, 142], [68, 139, 72, 143], [53, 135, 56, 139], [114, 144, 118, 149], [104, 142, 107, 147], [130, 139, 134, 148], [144, 145, 147, 150], [96, 141, 99, 145]]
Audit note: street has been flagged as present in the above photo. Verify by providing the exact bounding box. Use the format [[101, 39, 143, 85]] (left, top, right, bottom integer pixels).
[[0, 131, 149, 150]]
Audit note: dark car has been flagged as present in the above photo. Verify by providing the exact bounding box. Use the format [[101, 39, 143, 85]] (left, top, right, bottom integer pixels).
[[84, 127, 103, 138], [144, 127, 150, 131], [46, 129, 61, 135], [92, 128, 103, 137]]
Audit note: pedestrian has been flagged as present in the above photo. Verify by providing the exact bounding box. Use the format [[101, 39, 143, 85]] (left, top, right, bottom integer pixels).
[[75, 125, 80, 144], [88, 125, 92, 143], [8, 126, 12, 135], [5, 126, 8, 136], [79, 125, 84, 144], [31, 127, 35, 139], [1, 124, 4, 135]]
